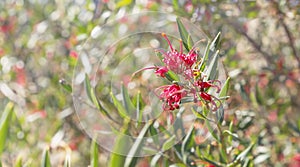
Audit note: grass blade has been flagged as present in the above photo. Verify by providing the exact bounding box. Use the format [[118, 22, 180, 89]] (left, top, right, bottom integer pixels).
[[176, 18, 194, 51]]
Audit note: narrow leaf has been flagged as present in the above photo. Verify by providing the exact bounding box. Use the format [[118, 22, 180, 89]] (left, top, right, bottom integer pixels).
[[41, 148, 51, 167], [64, 154, 71, 167], [165, 70, 180, 82], [162, 135, 176, 151], [209, 32, 221, 51], [205, 50, 219, 81], [219, 77, 230, 98], [176, 18, 194, 51], [235, 142, 255, 161], [121, 83, 135, 114], [205, 120, 219, 142], [0, 102, 14, 155], [15, 156, 22, 167], [150, 153, 162, 167], [59, 79, 72, 93], [90, 139, 99, 167], [181, 126, 195, 164], [108, 119, 131, 167], [110, 92, 129, 119], [124, 121, 152, 167]]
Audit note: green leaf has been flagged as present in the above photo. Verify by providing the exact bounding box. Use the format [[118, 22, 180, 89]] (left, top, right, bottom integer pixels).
[[191, 107, 207, 120], [176, 18, 194, 51], [216, 104, 224, 124], [0, 102, 14, 155], [59, 79, 72, 93], [116, 0, 132, 8], [124, 121, 152, 167], [165, 70, 180, 82], [219, 77, 230, 98], [41, 148, 51, 167], [199, 41, 211, 72], [90, 138, 99, 167], [150, 153, 162, 167], [205, 50, 219, 81], [110, 92, 129, 119], [121, 83, 135, 114], [149, 124, 159, 145], [181, 126, 195, 164], [205, 119, 219, 142], [108, 119, 131, 167], [209, 32, 221, 51], [162, 135, 176, 151], [235, 142, 255, 162], [228, 121, 234, 144], [172, 0, 179, 10], [15, 156, 22, 167], [85, 74, 111, 118]]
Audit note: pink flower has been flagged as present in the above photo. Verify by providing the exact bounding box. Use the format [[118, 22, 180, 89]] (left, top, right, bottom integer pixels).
[[154, 66, 168, 77], [160, 33, 197, 79], [158, 84, 185, 111], [193, 80, 222, 111]]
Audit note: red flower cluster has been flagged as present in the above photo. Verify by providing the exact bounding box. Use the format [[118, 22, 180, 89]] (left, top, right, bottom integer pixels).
[[160, 33, 197, 79], [132, 33, 222, 112], [158, 84, 185, 111]]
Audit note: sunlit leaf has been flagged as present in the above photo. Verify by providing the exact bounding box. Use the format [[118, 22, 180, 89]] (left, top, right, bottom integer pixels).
[[41, 148, 51, 167], [0, 102, 14, 155], [110, 92, 128, 119], [108, 119, 131, 167], [205, 50, 219, 81], [150, 153, 162, 167], [116, 0, 133, 8], [124, 121, 152, 167], [90, 138, 99, 167], [162, 135, 176, 151], [15, 156, 22, 167], [121, 83, 135, 114], [219, 77, 230, 98], [176, 18, 194, 51], [209, 32, 221, 51], [235, 142, 255, 162], [165, 70, 180, 82], [59, 79, 72, 93]]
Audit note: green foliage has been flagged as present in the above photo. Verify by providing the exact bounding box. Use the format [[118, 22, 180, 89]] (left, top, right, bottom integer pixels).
[[0, 102, 14, 155], [90, 138, 99, 167], [41, 148, 51, 167]]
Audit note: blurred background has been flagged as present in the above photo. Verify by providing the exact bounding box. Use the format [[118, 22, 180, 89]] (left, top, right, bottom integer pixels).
[[0, 0, 299, 166]]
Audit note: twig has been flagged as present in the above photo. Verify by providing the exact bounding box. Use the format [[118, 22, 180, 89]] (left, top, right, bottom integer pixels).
[[226, 20, 274, 65], [270, 0, 300, 68]]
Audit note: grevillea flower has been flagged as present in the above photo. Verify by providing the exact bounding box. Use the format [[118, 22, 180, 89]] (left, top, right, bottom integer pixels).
[[134, 33, 223, 112], [154, 66, 168, 77], [160, 33, 197, 79], [158, 84, 185, 111], [192, 80, 222, 111]]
